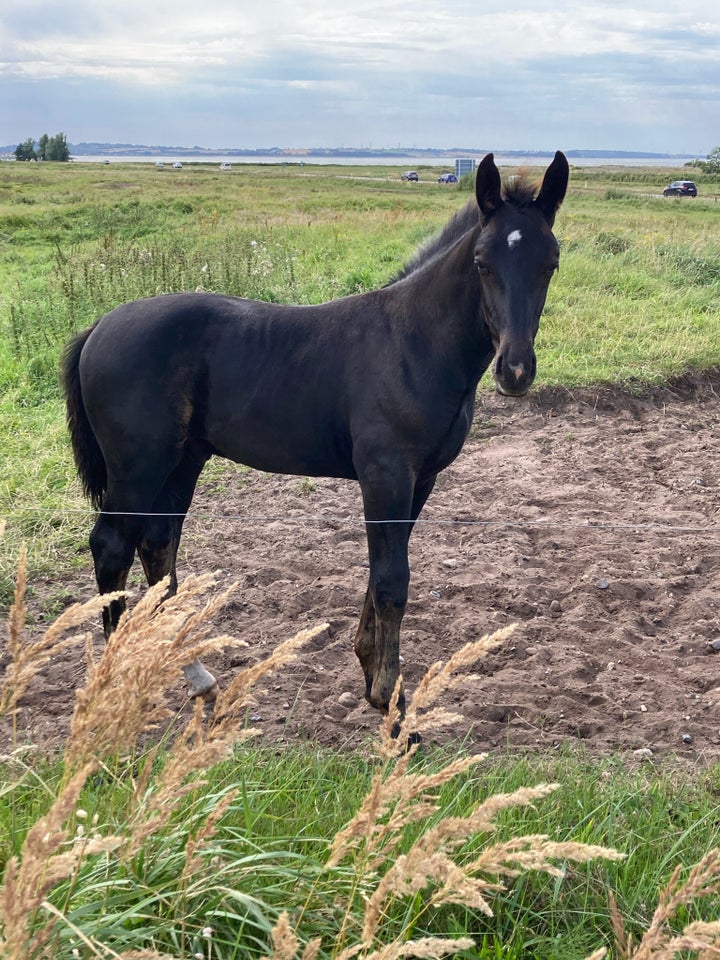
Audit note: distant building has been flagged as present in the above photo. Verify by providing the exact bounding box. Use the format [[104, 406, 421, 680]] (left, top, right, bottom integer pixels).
[[455, 158, 476, 179]]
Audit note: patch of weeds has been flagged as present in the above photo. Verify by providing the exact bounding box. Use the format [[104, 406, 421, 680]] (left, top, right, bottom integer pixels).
[[595, 231, 632, 256], [299, 478, 318, 495]]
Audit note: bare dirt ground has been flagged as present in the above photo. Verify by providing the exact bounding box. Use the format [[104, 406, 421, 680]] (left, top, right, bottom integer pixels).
[[4, 372, 720, 764]]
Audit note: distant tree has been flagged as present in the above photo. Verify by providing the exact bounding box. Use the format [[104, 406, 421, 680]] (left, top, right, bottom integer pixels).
[[14, 137, 37, 161], [13, 132, 71, 162], [690, 146, 720, 175], [705, 146, 720, 173], [45, 132, 70, 162]]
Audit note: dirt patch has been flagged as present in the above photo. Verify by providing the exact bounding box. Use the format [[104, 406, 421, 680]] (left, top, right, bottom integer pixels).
[[3, 373, 720, 763]]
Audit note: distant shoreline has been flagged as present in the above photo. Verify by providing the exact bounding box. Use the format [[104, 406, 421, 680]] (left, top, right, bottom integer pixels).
[[0, 142, 701, 165], [64, 154, 698, 170]]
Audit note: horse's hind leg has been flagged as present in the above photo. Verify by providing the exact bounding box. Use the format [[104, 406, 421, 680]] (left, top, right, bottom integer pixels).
[[91, 447, 193, 635], [136, 443, 216, 698], [136, 445, 209, 592], [90, 508, 144, 637]]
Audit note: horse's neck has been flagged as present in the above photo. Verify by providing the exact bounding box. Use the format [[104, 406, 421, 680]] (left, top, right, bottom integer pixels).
[[397, 231, 494, 386]]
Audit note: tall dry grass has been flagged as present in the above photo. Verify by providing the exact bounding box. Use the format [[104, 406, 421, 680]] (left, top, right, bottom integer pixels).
[[1, 551, 319, 958], [1, 546, 719, 959]]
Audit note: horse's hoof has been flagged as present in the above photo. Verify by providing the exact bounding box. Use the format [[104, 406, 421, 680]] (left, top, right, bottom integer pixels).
[[389, 722, 422, 750]]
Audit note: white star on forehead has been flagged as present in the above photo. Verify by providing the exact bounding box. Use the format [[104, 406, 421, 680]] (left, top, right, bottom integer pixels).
[[507, 229, 522, 249]]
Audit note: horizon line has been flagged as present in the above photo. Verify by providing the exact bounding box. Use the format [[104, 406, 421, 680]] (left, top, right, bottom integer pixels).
[[0, 141, 702, 159]]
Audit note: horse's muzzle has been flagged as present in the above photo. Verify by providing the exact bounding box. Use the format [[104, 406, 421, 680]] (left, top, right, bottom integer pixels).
[[493, 350, 536, 397]]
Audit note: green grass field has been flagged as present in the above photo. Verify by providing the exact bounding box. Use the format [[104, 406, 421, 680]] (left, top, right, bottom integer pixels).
[[2, 160, 720, 959]]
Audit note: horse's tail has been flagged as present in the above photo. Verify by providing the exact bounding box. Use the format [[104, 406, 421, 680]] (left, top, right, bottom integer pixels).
[[61, 325, 107, 509]]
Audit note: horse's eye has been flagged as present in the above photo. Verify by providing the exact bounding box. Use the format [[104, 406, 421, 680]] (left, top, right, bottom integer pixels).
[[475, 260, 490, 276]]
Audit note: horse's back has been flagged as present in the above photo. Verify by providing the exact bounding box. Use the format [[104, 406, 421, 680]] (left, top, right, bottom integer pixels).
[[77, 292, 362, 479]]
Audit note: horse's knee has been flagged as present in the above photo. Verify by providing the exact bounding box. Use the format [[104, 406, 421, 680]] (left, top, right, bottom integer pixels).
[[371, 567, 409, 615]]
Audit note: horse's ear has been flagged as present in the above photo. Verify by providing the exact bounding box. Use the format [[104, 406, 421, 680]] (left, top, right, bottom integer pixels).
[[534, 151, 569, 226], [475, 153, 503, 218]]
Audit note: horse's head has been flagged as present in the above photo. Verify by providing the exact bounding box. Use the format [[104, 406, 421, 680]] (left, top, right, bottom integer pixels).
[[473, 151, 568, 397]]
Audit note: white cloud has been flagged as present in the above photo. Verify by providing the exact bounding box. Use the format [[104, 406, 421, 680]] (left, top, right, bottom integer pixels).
[[2, 2, 715, 80], [1, 0, 718, 152]]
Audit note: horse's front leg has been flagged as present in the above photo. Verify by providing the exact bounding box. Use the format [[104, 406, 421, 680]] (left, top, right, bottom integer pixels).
[[355, 457, 415, 712], [355, 474, 437, 713], [364, 518, 410, 713]]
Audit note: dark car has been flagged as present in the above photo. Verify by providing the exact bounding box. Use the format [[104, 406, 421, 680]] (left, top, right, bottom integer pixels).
[[401, 170, 418, 181], [663, 180, 697, 197], [437, 173, 458, 184]]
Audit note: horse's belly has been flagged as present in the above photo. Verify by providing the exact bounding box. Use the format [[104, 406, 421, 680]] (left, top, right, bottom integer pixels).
[[207, 424, 357, 481]]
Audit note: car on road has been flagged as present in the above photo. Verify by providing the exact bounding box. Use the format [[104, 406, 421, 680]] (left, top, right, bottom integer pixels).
[[438, 173, 458, 184], [663, 180, 697, 197], [172, 161, 183, 169], [401, 170, 418, 181]]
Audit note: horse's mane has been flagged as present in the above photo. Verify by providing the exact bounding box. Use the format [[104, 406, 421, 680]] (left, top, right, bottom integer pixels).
[[389, 173, 540, 283], [502, 174, 541, 208]]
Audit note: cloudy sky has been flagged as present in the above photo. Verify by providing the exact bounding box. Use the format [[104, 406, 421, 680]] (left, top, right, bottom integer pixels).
[[1, 0, 718, 154]]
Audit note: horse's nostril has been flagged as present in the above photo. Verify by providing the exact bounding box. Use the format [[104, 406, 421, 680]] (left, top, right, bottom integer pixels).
[[494, 348, 537, 396]]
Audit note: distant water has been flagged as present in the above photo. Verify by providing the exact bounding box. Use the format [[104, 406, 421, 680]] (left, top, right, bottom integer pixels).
[[72, 153, 699, 168]]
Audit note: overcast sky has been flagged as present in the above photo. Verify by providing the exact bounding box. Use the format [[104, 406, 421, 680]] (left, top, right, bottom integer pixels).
[[1, 0, 718, 155]]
